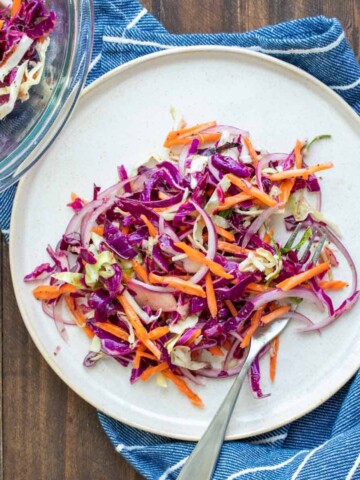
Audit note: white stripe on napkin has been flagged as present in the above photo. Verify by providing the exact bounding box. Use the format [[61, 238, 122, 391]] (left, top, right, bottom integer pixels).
[[159, 456, 189, 480], [330, 76, 360, 91], [248, 32, 344, 55], [250, 433, 288, 445], [126, 8, 147, 30], [103, 36, 173, 50], [115, 443, 147, 453], [345, 452, 360, 480], [290, 440, 330, 480], [227, 450, 307, 480]]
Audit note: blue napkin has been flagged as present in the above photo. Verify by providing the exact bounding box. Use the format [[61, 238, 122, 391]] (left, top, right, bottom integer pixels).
[[2, 2, 360, 479]]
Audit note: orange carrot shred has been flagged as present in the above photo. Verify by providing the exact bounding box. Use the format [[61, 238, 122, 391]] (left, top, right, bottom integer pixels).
[[133, 344, 146, 368], [149, 273, 207, 298], [140, 214, 158, 237], [295, 140, 303, 169], [131, 259, 148, 283], [209, 346, 224, 356], [94, 322, 129, 341], [91, 225, 105, 236], [33, 284, 76, 301], [241, 307, 264, 348], [224, 299, 237, 317], [217, 241, 251, 256], [174, 242, 233, 279], [140, 362, 168, 382], [270, 336, 279, 382], [164, 121, 217, 144], [279, 178, 296, 206], [148, 326, 170, 340], [243, 137, 259, 166], [185, 329, 202, 346], [277, 262, 330, 291], [261, 305, 291, 324], [163, 370, 204, 408], [217, 193, 253, 211], [64, 296, 86, 327], [11, 0, 21, 18], [227, 173, 277, 207], [205, 272, 218, 318], [215, 226, 235, 242], [83, 326, 95, 339], [319, 280, 348, 290], [266, 162, 333, 182]]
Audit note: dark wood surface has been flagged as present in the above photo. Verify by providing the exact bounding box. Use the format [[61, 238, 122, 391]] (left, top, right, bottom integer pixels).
[[1, 1, 359, 479]]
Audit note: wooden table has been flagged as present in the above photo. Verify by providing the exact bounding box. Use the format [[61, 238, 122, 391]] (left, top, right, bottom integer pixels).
[[1, 1, 359, 479]]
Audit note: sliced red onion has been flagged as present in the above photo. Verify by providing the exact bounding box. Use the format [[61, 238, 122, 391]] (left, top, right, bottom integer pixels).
[[189, 201, 218, 284], [53, 298, 70, 342], [98, 177, 136, 200], [128, 280, 177, 313], [249, 355, 270, 399], [65, 198, 104, 236], [241, 205, 279, 248], [179, 367, 205, 386], [323, 226, 358, 295], [24, 263, 56, 282], [299, 290, 360, 332], [223, 338, 241, 370], [81, 198, 117, 246], [42, 300, 55, 319], [158, 216, 165, 235]]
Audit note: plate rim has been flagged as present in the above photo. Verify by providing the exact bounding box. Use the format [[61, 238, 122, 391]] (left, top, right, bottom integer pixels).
[[9, 45, 360, 441]]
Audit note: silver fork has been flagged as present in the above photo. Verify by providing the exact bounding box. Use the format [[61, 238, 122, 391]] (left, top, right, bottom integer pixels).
[[177, 225, 325, 480]]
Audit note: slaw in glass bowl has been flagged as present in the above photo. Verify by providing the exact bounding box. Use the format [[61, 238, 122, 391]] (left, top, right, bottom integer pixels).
[[0, 0, 93, 192]]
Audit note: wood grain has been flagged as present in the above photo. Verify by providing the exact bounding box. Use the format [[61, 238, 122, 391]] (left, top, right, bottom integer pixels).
[[1, 1, 359, 479]]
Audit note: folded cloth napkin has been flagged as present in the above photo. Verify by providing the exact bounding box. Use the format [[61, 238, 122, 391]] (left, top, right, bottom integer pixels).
[[2, 1, 360, 479]]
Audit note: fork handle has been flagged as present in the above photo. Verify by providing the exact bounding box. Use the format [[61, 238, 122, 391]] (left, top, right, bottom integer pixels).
[[177, 350, 255, 480]]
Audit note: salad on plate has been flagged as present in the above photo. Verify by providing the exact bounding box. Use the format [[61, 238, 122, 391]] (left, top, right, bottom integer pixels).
[[25, 119, 359, 407]]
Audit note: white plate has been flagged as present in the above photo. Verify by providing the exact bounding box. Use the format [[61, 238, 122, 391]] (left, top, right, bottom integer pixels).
[[10, 47, 360, 440]]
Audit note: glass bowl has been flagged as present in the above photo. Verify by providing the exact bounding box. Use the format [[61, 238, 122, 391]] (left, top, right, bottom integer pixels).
[[0, 0, 94, 192]]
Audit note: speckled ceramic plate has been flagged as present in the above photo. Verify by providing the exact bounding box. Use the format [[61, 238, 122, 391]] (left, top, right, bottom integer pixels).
[[10, 47, 360, 440]]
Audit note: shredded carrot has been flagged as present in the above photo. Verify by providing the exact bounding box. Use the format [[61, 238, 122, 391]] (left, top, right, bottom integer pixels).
[[270, 336, 279, 382], [205, 272, 218, 318], [174, 242, 233, 279], [117, 294, 161, 359], [209, 346, 224, 356], [140, 214, 158, 237], [241, 307, 264, 348], [131, 259, 148, 283], [277, 262, 330, 291], [0, 20, 4, 29], [83, 325, 94, 339], [243, 137, 259, 166], [295, 140, 303, 169], [11, 0, 21, 18], [261, 305, 291, 324], [217, 192, 253, 211], [223, 339, 232, 350], [227, 173, 277, 207], [245, 282, 273, 294], [133, 344, 146, 368], [33, 284, 76, 301], [279, 178, 296, 206], [70, 192, 78, 201], [266, 162, 333, 182], [148, 326, 170, 340], [141, 362, 168, 382], [185, 329, 202, 346], [319, 280, 348, 290], [94, 322, 129, 341], [165, 133, 221, 148], [263, 229, 274, 244], [215, 226, 235, 242], [91, 225, 104, 236], [121, 225, 130, 235], [149, 272, 207, 298], [164, 121, 217, 144], [64, 296, 86, 327], [163, 370, 204, 408], [224, 299, 237, 317], [217, 241, 251, 255]]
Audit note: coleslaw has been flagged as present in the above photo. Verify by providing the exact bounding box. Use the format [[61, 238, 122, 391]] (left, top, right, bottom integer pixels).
[[25, 119, 359, 407]]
